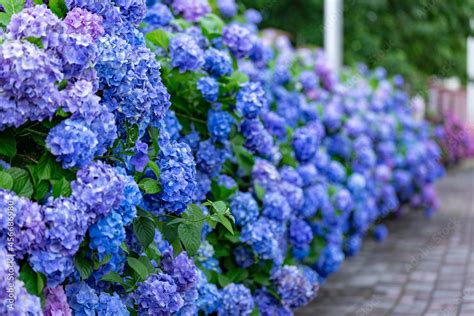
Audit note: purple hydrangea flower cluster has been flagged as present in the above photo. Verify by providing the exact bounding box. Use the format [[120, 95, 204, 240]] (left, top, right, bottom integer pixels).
[[172, 0, 210, 22], [169, 34, 205, 73], [222, 23, 255, 59], [197, 76, 219, 102], [271, 265, 318, 309]]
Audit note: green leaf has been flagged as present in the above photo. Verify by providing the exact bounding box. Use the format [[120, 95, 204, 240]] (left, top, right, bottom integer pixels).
[[146, 161, 160, 179], [127, 257, 150, 280], [217, 274, 231, 287], [138, 256, 155, 273], [227, 268, 248, 283], [254, 184, 265, 202], [52, 177, 71, 198], [177, 223, 201, 256], [0, 171, 13, 190], [216, 213, 233, 234], [250, 307, 260, 316], [48, 0, 67, 18], [7, 167, 33, 198], [36, 272, 46, 295], [19, 263, 37, 295], [35, 153, 63, 181], [133, 216, 156, 249], [101, 271, 126, 286], [33, 180, 49, 201], [138, 178, 161, 195], [74, 257, 94, 280], [212, 201, 227, 214], [0, 0, 24, 16], [199, 13, 224, 39], [0, 130, 16, 159], [146, 29, 171, 50]]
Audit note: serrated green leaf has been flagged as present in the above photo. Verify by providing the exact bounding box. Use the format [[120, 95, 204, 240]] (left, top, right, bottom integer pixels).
[[212, 201, 227, 214], [33, 180, 49, 201], [254, 184, 265, 201], [146, 161, 160, 179], [217, 274, 231, 287], [35, 153, 64, 181], [199, 13, 224, 39], [101, 271, 127, 286], [146, 29, 171, 50], [227, 268, 248, 283], [52, 177, 71, 198], [138, 256, 155, 273], [133, 216, 156, 250], [0, 130, 16, 159], [19, 263, 37, 295], [48, 0, 67, 18], [0, 0, 24, 15], [216, 213, 233, 234], [7, 167, 33, 198], [74, 257, 93, 280], [177, 223, 201, 256], [0, 171, 13, 190], [138, 178, 161, 195], [127, 257, 149, 280]]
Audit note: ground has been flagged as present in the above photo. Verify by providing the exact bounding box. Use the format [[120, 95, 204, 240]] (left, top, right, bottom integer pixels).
[[296, 161, 474, 316]]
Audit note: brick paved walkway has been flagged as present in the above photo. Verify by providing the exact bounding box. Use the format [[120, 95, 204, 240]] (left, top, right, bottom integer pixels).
[[296, 161, 474, 316]]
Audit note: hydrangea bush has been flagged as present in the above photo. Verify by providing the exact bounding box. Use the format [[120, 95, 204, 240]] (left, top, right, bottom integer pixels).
[[0, 0, 446, 314]]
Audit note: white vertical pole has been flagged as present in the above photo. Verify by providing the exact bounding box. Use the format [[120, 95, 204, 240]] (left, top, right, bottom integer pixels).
[[468, 20, 474, 123], [324, 0, 343, 73]]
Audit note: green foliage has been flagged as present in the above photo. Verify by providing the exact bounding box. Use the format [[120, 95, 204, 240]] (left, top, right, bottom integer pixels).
[[243, 0, 474, 94], [0, 0, 25, 26], [48, 0, 67, 18]]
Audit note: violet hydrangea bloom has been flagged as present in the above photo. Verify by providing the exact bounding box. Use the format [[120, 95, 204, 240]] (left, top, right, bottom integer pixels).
[[161, 251, 198, 293], [217, 0, 237, 18], [172, 0, 210, 22], [315, 245, 345, 278], [133, 273, 184, 314], [222, 23, 255, 59], [219, 283, 254, 316], [8, 5, 67, 49], [271, 265, 318, 309], [0, 190, 44, 258], [71, 161, 126, 221], [169, 34, 205, 73], [0, 40, 62, 129], [44, 286, 73, 316], [64, 7, 105, 41]]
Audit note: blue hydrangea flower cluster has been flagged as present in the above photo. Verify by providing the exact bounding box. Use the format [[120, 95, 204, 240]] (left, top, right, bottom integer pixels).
[[169, 34, 205, 73], [197, 76, 219, 102], [236, 82, 267, 118], [204, 48, 233, 77], [219, 283, 254, 316], [230, 191, 259, 226]]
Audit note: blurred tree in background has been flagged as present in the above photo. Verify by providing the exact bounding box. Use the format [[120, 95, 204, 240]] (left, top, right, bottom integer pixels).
[[243, 0, 474, 95]]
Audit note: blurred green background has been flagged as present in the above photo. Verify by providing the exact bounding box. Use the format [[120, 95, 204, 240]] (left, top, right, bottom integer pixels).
[[243, 0, 474, 95]]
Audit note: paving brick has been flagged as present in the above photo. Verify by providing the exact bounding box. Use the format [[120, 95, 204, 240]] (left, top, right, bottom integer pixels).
[[295, 165, 474, 316]]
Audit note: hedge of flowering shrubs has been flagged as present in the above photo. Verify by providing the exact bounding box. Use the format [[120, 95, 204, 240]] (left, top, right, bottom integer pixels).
[[0, 0, 444, 315], [430, 112, 474, 166]]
